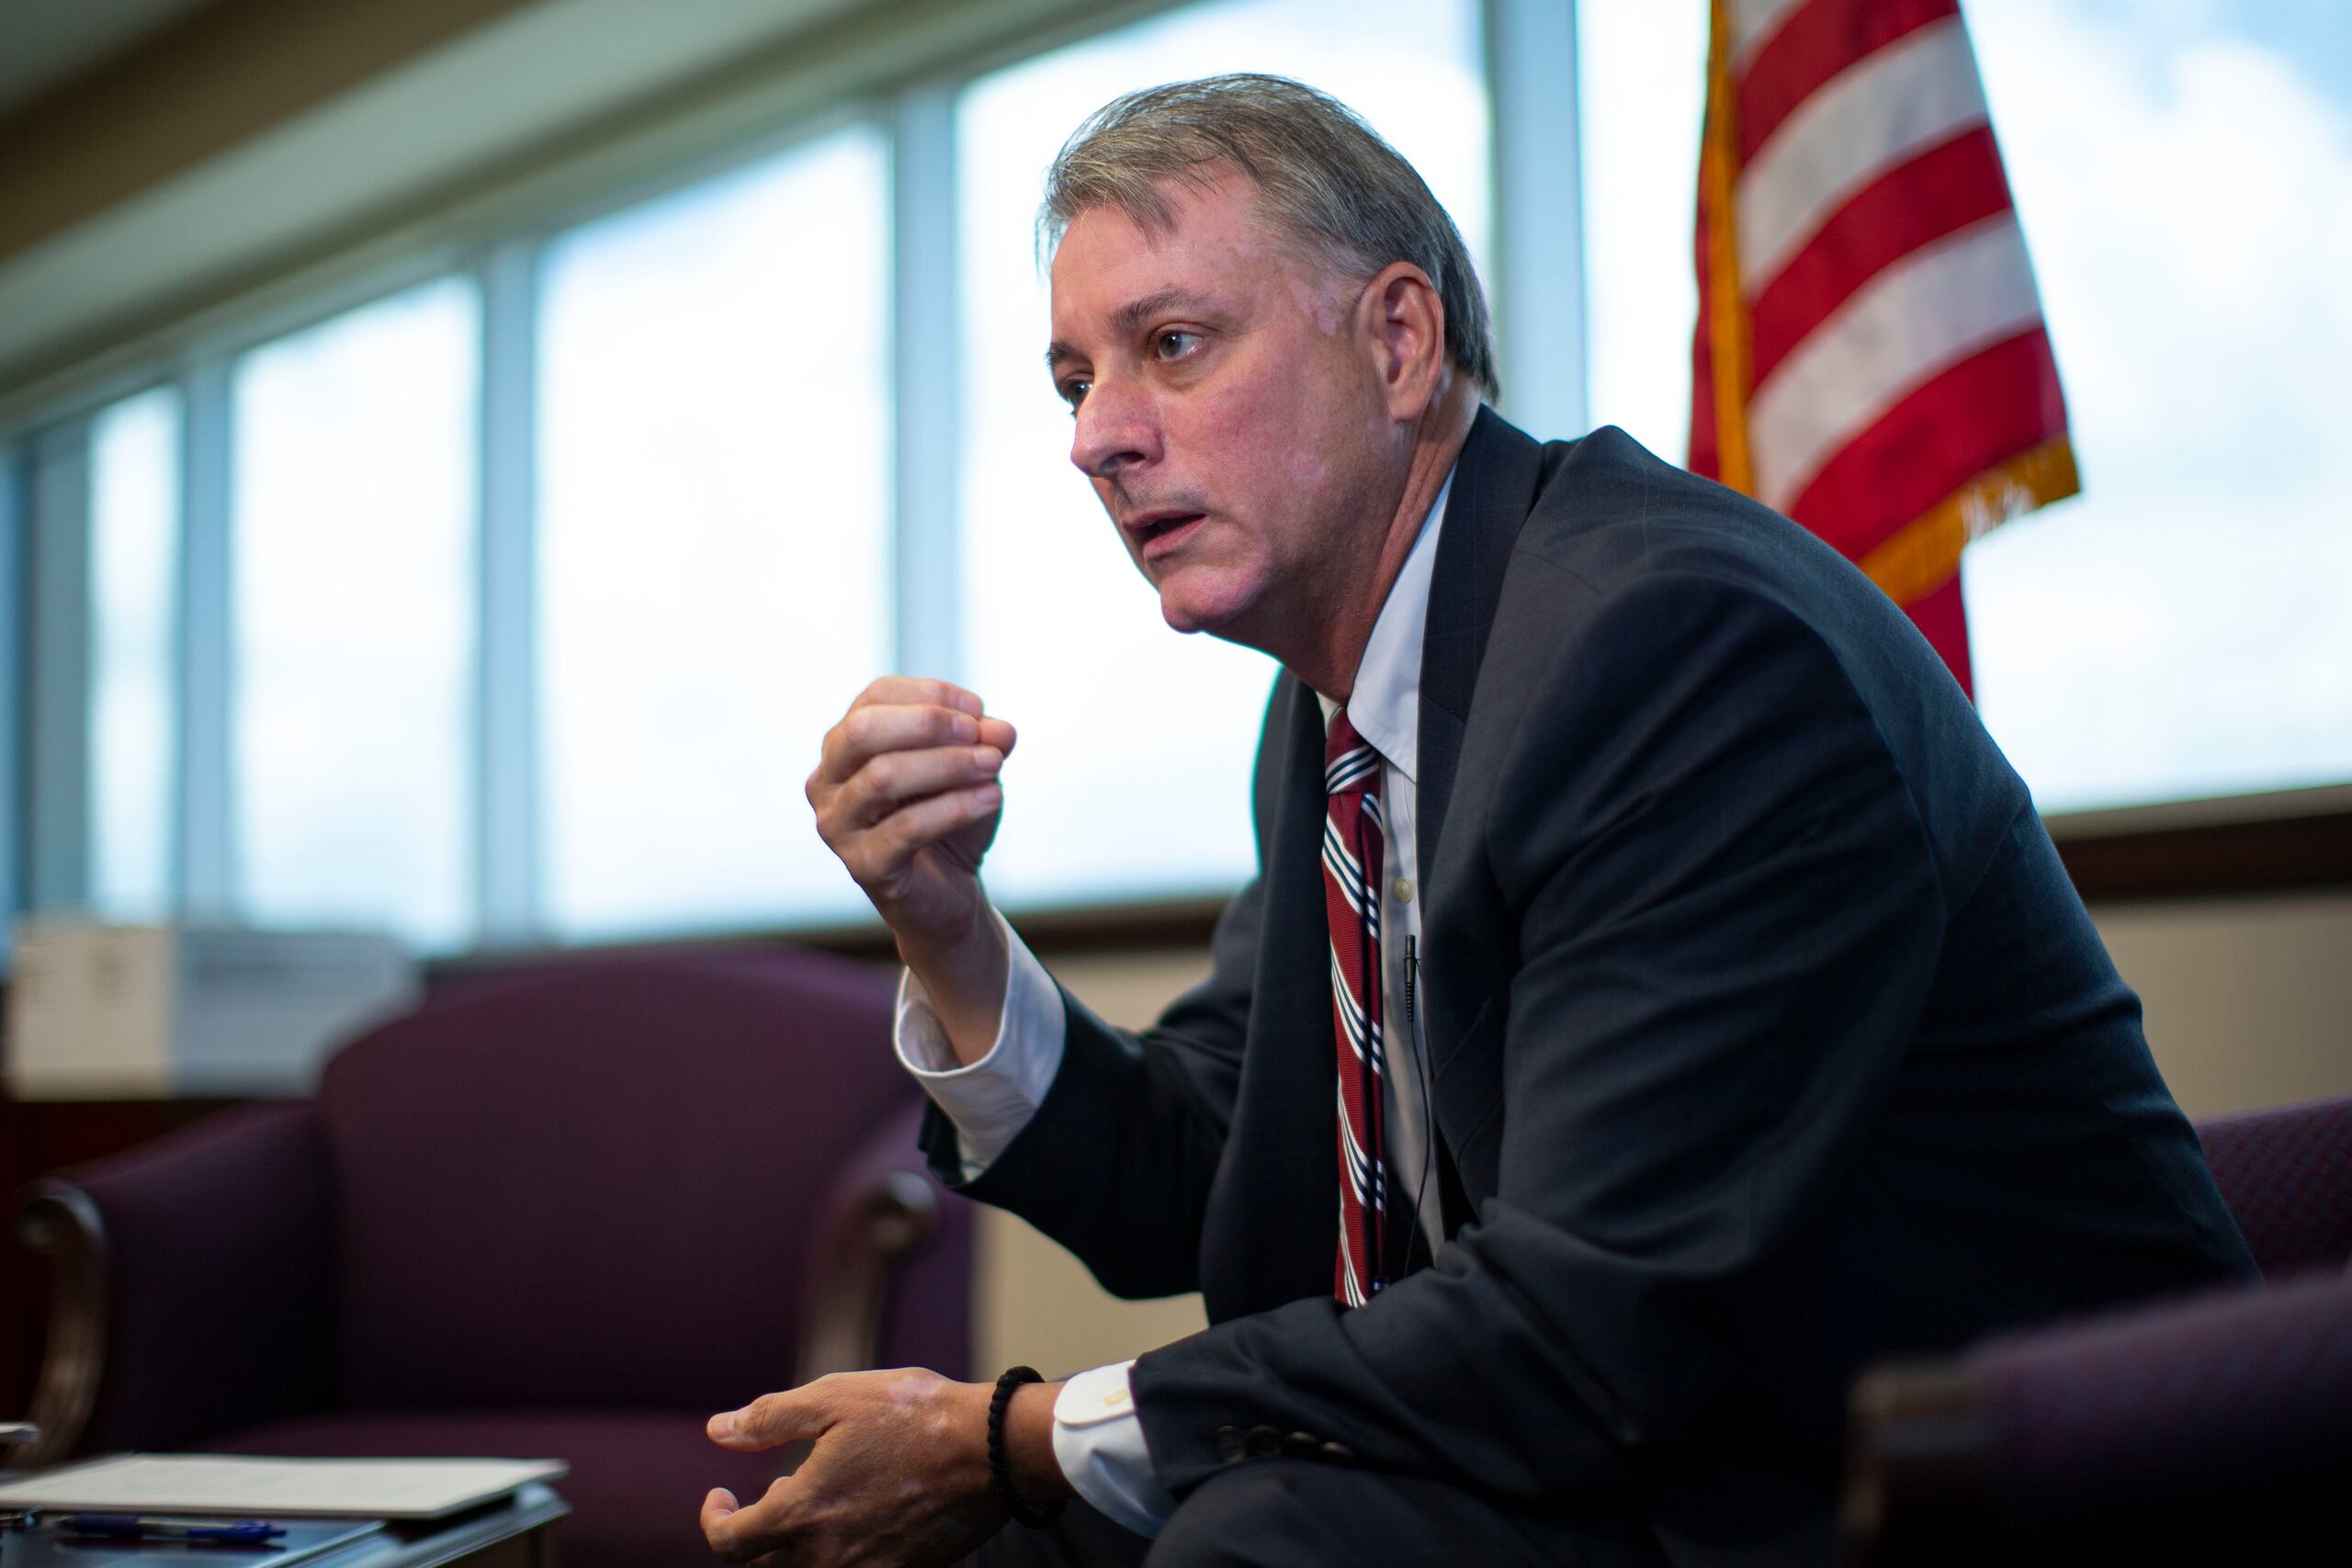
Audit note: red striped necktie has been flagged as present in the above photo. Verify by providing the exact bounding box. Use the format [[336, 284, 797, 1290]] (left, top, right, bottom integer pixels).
[[1322, 709, 1387, 1306]]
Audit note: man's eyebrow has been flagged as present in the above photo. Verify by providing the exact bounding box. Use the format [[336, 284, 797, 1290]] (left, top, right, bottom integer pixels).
[[1044, 288, 1221, 370]]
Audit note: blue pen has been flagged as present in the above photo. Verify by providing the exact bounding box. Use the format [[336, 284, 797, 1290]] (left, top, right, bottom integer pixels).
[[57, 1514, 287, 1545]]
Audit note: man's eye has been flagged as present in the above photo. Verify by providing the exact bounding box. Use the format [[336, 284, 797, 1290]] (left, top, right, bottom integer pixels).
[[1154, 330, 1201, 360], [1058, 378, 1091, 412]]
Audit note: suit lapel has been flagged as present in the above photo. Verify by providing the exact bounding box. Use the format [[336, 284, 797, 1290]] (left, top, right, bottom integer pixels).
[[1417, 407, 1546, 890], [1413, 410, 1551, 1213]]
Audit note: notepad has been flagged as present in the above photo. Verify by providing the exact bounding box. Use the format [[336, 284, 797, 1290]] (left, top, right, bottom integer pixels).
[[0, 1453, 567, 1519], [46, 1519, 386, 1568]]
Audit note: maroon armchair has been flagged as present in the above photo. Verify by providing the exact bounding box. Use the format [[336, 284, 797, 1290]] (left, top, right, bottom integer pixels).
[[2192, 1094, 2352, 1279], [1843, 1093, 2352, 1565], [10, 945, 972, 1568]]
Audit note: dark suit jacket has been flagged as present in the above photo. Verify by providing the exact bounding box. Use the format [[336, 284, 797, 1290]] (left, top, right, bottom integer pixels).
[[926, 411, 2256, 1564]]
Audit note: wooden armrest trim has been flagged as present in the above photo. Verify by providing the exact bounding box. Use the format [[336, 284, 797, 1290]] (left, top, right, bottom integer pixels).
[[1840, 1362, 1990, 1568], [11, 1180, 110, 1470], [793, 1169, 939, 1383]]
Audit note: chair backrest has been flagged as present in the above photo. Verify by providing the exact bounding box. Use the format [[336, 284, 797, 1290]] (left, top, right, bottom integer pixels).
[[2193, 1094, 2352, 1280], [320, 944, 919, 1412], [1967, 1269, 2352, 1553]]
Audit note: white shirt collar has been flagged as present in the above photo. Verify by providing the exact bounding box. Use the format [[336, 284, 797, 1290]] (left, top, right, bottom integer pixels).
[[1314, 464, 1455, 783]]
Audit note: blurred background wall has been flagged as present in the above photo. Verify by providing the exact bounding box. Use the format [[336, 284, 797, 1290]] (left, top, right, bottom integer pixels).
[[2, 0, 2347, 1382]]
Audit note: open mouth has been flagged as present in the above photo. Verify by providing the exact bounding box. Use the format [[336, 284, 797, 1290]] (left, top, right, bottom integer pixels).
[[1134, 513, 1204, 557]]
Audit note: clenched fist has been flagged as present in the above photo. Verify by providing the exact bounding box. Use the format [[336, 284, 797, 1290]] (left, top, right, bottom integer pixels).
[[808, 678, 1019, 1059]]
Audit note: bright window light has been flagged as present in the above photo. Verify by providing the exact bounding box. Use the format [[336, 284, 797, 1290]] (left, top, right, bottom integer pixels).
[[231, 278, 480, 951], [88, 387, 181, 920], [1577, 0, 1708, 462], [536, 127, 892, 940], [1961, 0, 2352, 811], [956, 0, 1492, 908]]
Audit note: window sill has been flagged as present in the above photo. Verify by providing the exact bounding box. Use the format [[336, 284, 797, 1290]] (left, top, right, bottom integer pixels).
[[416, 786, 2352, 983], [2049, 784, 2352, 904]]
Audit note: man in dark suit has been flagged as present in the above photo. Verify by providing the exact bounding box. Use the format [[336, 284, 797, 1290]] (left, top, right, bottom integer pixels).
[[702, 75, 2254, 1568]]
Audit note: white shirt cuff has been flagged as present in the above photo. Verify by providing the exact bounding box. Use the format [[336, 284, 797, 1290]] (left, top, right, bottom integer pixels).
[[892, 910, 1066, 1179], [1052, 1361, 1177, 1538]]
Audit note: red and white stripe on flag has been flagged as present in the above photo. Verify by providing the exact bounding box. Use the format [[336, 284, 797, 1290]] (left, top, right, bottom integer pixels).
[[1689, 0, 2079, 694]]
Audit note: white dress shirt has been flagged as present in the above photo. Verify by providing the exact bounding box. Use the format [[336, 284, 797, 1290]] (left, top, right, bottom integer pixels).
[[894, 469, 1455, 1536]]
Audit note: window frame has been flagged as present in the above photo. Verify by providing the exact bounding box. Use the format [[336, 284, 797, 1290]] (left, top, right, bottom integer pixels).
[[0, 445, 22, 950]]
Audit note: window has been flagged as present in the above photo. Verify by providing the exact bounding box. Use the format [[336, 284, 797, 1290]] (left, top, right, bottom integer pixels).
[[1576, 0, 1707, 464], [955, 0, 1493, 908], [536, 127, 892, 940], [1959, 0, 2352, 812], [1577, 0, 2352, 817], [57, 0, 2332, 956], [0, 0, 1525, 953], [88, 387, 182, 919], [231, 278, 480, 950]]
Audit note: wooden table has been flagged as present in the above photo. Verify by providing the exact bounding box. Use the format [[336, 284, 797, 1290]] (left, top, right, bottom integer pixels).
[[0, 1483, 568, 1568]]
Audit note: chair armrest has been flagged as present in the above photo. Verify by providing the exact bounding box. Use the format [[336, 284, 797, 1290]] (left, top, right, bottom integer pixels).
[[11, 1180, 106, 1470], [11, 1102, 335, 1464], [1841, 1363, 1991, 1566], [1844, 1271, 2352, 1566], [793, 1097, 952, 1382]]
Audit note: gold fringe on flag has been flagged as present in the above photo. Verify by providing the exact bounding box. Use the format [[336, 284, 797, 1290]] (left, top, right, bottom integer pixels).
[[1858, 437, 2083, 608], [1700, 0, 1755, 495]]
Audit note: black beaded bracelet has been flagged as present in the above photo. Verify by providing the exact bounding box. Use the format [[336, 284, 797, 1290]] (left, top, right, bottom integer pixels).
[[988, 1366, 1067, 1529]]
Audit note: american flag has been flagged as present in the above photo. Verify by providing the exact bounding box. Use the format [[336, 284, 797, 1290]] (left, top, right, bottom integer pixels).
[[1689, 0, 2078, 694]]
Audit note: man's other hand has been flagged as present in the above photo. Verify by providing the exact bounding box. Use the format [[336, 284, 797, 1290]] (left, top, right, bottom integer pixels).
[[809, 678, 1018, 1057], [701, 1370, 1052, 1567]]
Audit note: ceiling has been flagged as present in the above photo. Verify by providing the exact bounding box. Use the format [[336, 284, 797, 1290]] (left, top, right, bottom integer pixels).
[[0, 0, 921, 402], [0, 0, 224, 120]]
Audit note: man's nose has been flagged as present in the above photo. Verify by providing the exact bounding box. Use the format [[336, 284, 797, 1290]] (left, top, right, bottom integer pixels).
[[1069, 375, 1158, 480]]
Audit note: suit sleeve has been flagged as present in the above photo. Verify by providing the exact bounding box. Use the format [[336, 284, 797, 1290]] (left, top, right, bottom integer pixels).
[[1129, 571, 1950, 1501]]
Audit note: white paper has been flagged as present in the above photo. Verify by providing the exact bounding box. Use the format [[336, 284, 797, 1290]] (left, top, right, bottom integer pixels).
[[0, 1453, 567, 1519]]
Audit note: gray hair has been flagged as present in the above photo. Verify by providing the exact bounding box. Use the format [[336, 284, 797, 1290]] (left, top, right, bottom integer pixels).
[[1040, 73, 1498, 399]]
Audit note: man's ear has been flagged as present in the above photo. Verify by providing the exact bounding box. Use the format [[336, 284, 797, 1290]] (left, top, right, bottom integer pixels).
[[1361, 261, 1450, 423]]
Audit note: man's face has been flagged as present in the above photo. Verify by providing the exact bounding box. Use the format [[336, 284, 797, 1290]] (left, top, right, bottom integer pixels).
[[1046, 171, 1397, 646]]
